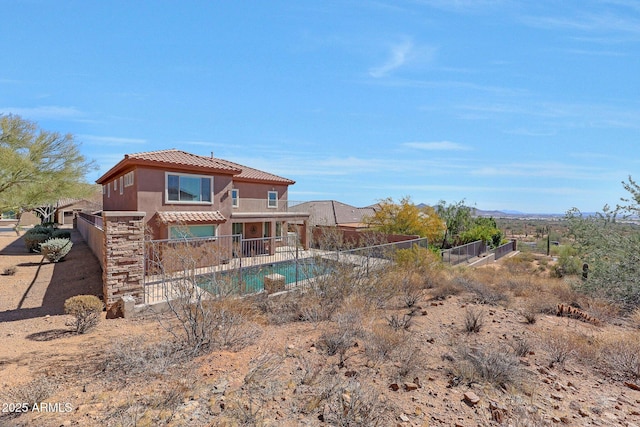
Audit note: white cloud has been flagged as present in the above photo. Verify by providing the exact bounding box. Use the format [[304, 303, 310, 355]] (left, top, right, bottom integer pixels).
[[369, 40, 414, 78], [404, 141, 472, 151], [80, 135, 147, 145], [0, 105, 85, 120]]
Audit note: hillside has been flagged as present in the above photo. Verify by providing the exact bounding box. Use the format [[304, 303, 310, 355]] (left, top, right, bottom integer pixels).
[[1, 230, 640, 426]]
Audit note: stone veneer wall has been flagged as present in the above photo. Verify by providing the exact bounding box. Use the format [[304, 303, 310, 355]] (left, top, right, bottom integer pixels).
[[102, 211, 146, 317]]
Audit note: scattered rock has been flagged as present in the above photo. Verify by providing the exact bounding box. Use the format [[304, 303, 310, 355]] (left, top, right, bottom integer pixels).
[[625, 382, 640, 391], [551, 393, 564, 401], [404, 382, 419, 392], [463, 391, 480, 405], [389, 383, 400, 392]]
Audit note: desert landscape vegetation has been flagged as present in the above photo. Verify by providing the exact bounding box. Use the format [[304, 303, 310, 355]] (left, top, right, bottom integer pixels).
[[2, 205, 640, 426]]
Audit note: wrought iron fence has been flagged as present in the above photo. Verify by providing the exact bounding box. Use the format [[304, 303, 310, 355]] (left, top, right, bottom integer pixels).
[[493, 239, 517, 261], [143, 234, 429, 304], [440, 240, 486, 265]]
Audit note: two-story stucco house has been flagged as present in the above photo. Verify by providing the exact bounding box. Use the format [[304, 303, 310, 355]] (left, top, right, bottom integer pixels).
[[96, 149, 309, 250]]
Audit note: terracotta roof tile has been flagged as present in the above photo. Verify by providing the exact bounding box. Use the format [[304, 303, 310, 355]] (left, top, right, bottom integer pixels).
[[126, 149, 241, 173], [209, 157, 295, 184], [97, 149, 294, 185], [157, 211, 226, 223]]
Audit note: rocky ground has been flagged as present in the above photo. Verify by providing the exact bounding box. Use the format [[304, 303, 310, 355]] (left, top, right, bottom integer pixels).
[[1, 228, 640, 426]]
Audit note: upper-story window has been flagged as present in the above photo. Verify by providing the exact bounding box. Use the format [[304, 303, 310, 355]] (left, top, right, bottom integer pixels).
[[119, 176, 124, 195], [268, 191, 278, 208], [231, 189, 239, 208], [124, 171, 134, 187], [166, 172, 212, 203]]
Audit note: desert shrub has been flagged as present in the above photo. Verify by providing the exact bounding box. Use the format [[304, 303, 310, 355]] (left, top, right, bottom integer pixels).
[[207, 298, 262, 351], [5, 377, 56, 406], [394, 244, 443, 281], [521, 302, 539, 324], [430, 278, 463, 300], [253, 291, 306, 324], [26, 225, 54, 236], [450, 344, 522, 389], [64, 294, 103, 334], [464, 307, 484, 333], [363, 324, 404, 364], [40, 237, 73, 262], [356, 270, 398, 309], [392, 340, 425, 380], [102, 337, 181, 376], [296, 352, 325, 386], [543, 330, 576, 368], [51, 229, 71, 239], [509, 336, 532, 357], [599, 333, 640, 380], [553, 246, 582, 277], [503, 254, 534, 275], [455, 276, 509, 306], [23, 232, 50, 252], [324, 379, 387, 426], [630, 308, 640, 329], [2, 265, 17, 276], [398, 273, 425, 308], [317, 302, 369, 368], [386, 313, 413, 331]]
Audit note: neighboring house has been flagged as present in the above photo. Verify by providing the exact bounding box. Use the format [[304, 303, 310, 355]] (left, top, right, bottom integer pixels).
[[95, 149, 310, 247], [54, 197, 102, 225], [291, 200, 376, 230], [290, 200, 380, 246]]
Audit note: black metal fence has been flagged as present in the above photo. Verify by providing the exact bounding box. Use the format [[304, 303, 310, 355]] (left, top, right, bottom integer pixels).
[[493, 239, 517, 261], [440, 240, 486, 265], [143, 234, 429, 304]]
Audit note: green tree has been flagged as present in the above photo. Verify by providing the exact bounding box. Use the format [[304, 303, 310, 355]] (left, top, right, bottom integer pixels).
[[460, 217, 503, 248], [434, 199, 474, 248], [566, 177, 640, 310], [363, 196, 445, 243], [0, 114, 94, 221]]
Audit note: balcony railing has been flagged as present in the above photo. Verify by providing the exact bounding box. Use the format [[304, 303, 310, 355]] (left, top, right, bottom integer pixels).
[[231, 198, 308, 214]]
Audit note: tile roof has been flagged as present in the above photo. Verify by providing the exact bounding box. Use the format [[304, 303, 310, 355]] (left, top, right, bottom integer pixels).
[[126, 149, 241, 173], [213, 158, 295, 184], [291, 200, 376, 226], [157, 211, 226, 224], [97, 149, 294, 185]]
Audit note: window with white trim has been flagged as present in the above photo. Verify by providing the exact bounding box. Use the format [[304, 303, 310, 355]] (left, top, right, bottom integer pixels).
[[114, 179, 117, 191], [267, 191, 277, 208], [231, 189, 239, 208], [166, 173, 212, 203], [124, 171, 134, 187], [119, 176, 123, 195]]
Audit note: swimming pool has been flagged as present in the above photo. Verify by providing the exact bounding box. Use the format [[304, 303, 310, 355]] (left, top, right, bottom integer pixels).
[[199, 257, 338, 294]]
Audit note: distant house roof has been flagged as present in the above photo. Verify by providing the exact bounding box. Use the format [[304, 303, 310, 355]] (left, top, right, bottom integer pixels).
[[291, 200, 376, 227], [96, 149, 295, 185], [157, 211, 226, 224], [56, 197, 102, 210]]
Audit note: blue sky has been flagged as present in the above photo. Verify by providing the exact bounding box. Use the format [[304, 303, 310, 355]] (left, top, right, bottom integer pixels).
[[2, 1, 639, 213]]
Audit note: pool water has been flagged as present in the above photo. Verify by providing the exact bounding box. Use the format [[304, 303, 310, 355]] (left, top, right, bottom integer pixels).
[[199, 258, 336, 294]]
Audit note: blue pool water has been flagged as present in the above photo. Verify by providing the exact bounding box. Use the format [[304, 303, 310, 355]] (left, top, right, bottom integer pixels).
[[199, 258, 336, 294]]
